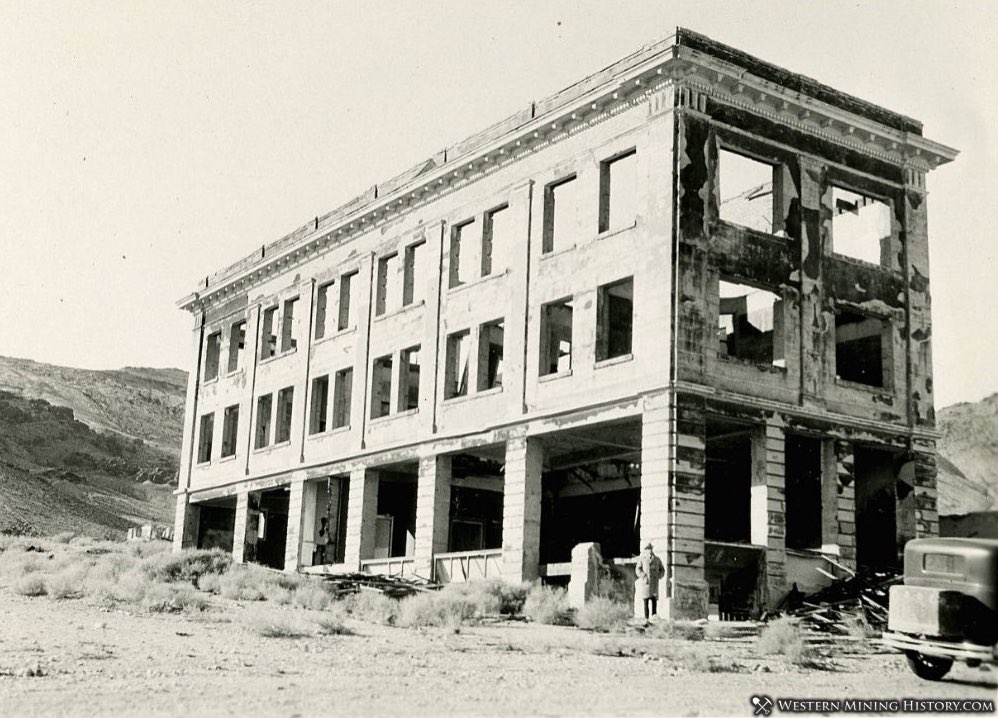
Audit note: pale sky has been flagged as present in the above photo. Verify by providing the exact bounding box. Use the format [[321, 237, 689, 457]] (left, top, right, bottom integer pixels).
[[1, 1, 995, 409]]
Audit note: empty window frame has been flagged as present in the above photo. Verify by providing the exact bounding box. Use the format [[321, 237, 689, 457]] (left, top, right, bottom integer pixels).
[[718, 149, 776, 234], [830, 186, 892, 265], [309, 375, 329, 434], [221, 405, 239, 458], [718, 280, 785, 367], [445, 330, 471, 398], [204, 332, 221, 382], [370, 355, 393, 418], [255, 393, 273, 449], [333, 368, 353, 429], [596, 278, 634, 361], [402, 241, 428, 306], [835, 310, 889, 387], [376, 253, 401, 316], [227, 320, 246, 373], [197, 412, 214, 464], [598, 149, 637, 233], [280, 297, 299, 353], [260, 306, 278, 360], [314, 281, 334, 340], [482, 205, 512, 276], [477, 320, 504, 391], [449, 220, 478, 288], [542, 175, 580, 254], [337, 271, 358, 331], [399, 346, 421, 411], [275, 386, 294, 443], [540, 299, 574, 375]]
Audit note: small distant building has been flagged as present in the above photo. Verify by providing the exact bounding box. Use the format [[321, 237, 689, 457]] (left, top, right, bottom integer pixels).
[[172, 29, 956, 618]]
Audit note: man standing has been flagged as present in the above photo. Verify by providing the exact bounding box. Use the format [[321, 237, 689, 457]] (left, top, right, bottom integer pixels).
[[316, 517, 331, 565], [635, 542, 666, 620]]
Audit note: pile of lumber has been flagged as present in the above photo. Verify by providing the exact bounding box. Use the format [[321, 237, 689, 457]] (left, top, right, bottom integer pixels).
[[783, 565, 900, 634], [315, 572, 440, 599]]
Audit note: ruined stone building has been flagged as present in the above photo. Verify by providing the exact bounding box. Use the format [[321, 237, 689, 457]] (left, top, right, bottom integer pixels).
[[173, 29, 956, 618]]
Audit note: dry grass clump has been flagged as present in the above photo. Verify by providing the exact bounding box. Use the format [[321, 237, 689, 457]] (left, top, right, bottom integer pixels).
[[292, 582, 333, 611], [211, 564, 269, 600], [397, 591, 476, 629], [142, 582, 208, 613], [646, 619, 706, 641], [345, 590, 400, 625], [50, 531, 76, 544], [756, 618, 832, 669], [143, 548, 232, 588], [523, 585, 570, 625], [252, 616, 311, 638], [685, 653, 747, 673], [13, 574, 48, 597], [315, 603, 353, 635], [440, 579, 529, 617], [574, 597, 632, 632], [46, 567, 88, 599]]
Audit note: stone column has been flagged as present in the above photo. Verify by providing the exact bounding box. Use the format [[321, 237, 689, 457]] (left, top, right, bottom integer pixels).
[[820, 440, 841, 555], [502, 436, 543, 583], [343, 468, 379, 568], [172, 494, 200, 551], [912, 439, 938, 539], [414, 455, 452, 579], [835, 441, 857, 571], [232, 492, 249, 563], [283, 480, 305, 573], [752, 414, 787, 608]]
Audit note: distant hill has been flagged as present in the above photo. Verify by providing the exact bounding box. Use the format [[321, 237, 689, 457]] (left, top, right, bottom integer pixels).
[[0, 356, 187, 537], [937, 393, 998, 515]]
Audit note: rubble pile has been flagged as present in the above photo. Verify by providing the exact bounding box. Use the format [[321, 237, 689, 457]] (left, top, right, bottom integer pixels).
[[783, 566, 900, 634], [315, 572, 439, 599]]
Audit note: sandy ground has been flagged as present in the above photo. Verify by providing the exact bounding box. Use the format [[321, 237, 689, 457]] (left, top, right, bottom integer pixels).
[[0, 590, 995, 718]]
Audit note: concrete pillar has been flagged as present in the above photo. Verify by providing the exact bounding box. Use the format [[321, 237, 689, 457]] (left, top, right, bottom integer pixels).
[[172, 494, 200, 552], [752, 415, 787, 608], [820, 439, 841, 554], [567, 542, 604, 609], [835, 441, 857, 570], [283, 481, 305, 573], [414, 455, 452, 579], [912, 441, 938, 539], [642, 392, 708, 620], [502, 436, 543, 583], [232, 492, 249, 563], [344, 468, 379, 567]]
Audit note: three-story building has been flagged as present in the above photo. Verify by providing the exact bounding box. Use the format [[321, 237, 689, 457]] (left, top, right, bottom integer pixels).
[[173, 29, 956, 618]]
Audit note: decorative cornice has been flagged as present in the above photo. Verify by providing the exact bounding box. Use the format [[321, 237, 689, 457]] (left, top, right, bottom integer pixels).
[[181, 32, 958, 314]]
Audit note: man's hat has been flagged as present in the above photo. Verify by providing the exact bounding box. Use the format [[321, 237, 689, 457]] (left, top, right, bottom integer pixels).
[[644, 542, 654, 550]]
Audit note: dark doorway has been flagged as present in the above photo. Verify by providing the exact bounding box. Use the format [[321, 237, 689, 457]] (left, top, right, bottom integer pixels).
[[784, 435, 823, 550], [250, 488, 290, 570], [704, 420, 752, 544], [854, 446, 900, 571], [196, 500, 236, 552]]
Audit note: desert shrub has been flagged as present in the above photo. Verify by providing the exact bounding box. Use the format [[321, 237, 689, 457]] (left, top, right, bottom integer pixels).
[[397, 591, 477, 629], [757, 618, 803, 656], [199, 573, 222, 594], [442, 579, 529, 616], [0, 550, 47, 580], [647, 620, 705, 642], [110, 569, 152, 603], [261, 583, 293, 605], [144, 549, 232, 587], [292, 582, 332, 611], [46, 567, 88, 599], [273, 572, 306, 592], [142, 582, 208, 613], [345, 591, 399, 625], [316, 603, 353, 635], [217, 566, 267, 601], [686, 654, 747, 673], [523, 585, 570, 625], [252, 616, 311, 638], [13, 574, 48, 597], [50, 531, 76, 544], [575, 597, 632, 632], [126, 540, 172, 559]]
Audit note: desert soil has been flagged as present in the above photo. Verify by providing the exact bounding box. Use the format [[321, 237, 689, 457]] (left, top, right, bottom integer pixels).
[[1, 590, 995, 717]]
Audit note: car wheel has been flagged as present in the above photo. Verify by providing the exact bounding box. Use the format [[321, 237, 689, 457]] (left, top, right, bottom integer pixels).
[[905, 652, 953, 681]]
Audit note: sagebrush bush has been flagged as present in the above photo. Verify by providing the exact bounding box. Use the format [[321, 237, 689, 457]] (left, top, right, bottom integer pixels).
[[346, 591, 399, 625], [757, 618, 803, 655], [0, 551, 45, 579], [574, 597, 632, 632], [316, 603, 353, 635], [440, 579, 529, 616], [252, 616, 311, 638], [142, 582, 208, 613], [397, 591, 476, 628], [46, 567, 88, 599], [523, 585, 570, 625], [144, 549, 232, 587], [261, 583, 294, 605], [13, 574, 48, 597], [292, 582, 332, 611], [647, 620, 706, 642], [51, 531, 76, 544], [217, 566, 267, 601]]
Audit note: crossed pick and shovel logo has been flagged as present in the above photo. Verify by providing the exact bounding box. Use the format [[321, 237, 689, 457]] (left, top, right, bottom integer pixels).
[[751, 695, 774, 716]]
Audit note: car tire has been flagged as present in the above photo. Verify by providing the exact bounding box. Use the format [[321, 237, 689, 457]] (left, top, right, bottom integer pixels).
[[905, 652, 953, 681]]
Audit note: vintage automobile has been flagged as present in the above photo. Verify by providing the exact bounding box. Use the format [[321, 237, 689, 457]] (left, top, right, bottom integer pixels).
[[883, 537, 998, 680]]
